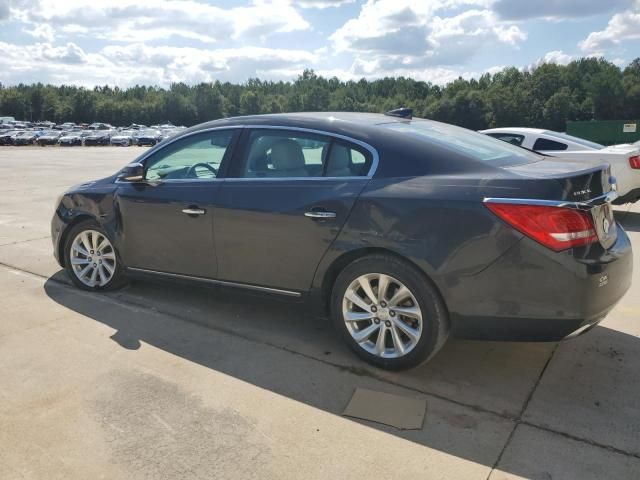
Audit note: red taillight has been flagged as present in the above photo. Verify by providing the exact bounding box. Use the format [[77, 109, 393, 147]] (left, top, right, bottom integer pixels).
[[629, 155, 640, 169], [485, 202, 597, 251]]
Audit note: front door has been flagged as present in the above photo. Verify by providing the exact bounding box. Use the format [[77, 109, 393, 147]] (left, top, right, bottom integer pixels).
[[115, 128, 239, 278], [214, 128, 374, 291]]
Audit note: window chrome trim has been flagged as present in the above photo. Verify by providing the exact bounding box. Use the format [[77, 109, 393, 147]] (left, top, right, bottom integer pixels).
[[127, 267, 302, 297], [127, 124, 380, 182], [483, 190, 617, 210]]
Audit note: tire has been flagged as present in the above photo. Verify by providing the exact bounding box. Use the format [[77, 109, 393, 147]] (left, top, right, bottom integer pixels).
[[331, 254, 449, 370], [63, 220, 127, 291]]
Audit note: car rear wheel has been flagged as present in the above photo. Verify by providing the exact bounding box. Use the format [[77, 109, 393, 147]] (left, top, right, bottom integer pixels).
[[331, 254, 448, 370], [64, 221, 126, 291]]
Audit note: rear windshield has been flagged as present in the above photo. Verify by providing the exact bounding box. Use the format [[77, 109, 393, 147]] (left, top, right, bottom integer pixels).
[[542, 131, 604, 149], [382, 120, 541, 166]]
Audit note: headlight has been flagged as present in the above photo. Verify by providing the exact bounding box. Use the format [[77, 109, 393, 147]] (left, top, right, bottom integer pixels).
[[53, 192, 66, 215]]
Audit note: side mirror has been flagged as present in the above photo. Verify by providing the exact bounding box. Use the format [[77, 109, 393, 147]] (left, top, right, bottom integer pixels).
[[118, 162, 145, 182]]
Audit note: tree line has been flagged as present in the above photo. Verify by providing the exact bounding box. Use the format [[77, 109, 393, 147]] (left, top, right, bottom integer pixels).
[[1, 57, 639, 131]]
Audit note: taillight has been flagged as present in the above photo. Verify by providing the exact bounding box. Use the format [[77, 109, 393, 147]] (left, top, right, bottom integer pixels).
[[485, 202, 597, 251], [629, 155, 640, 169]]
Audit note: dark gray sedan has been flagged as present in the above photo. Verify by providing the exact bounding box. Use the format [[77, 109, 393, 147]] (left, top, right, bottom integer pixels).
[[51, 112, 632, 369]]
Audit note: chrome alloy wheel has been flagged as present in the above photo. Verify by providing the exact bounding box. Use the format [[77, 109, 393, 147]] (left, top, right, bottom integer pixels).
[[69, 230, 117, 287], [342, 273, 423, 358]]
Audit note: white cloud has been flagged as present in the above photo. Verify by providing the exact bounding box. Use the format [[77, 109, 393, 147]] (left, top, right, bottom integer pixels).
[[329, 0, 525, 78], [0, 41, 318, 86], [579, 10, 640, 51], [293, 0, 355, 8], [13, 0, 310, 44], [533, 50, 574, 67], [23, 22, 54, 41]]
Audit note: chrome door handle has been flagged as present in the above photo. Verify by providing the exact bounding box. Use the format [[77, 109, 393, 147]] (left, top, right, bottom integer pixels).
[[182, 207, 206, 215], [304, 211, 336, 219]]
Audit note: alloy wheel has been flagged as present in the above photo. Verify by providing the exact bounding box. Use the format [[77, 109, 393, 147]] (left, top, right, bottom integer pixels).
[[342, 273, 423, 358], [70, 230, 117, 287]]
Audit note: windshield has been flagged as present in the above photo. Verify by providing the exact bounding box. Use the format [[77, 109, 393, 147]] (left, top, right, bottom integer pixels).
[[382, 120, 541, 166], [543, 131, 604, 149]]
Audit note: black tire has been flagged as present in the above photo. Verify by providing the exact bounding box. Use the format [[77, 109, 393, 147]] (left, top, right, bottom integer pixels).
[[63, 219, 127, 291], [331, 254, 449, 370]]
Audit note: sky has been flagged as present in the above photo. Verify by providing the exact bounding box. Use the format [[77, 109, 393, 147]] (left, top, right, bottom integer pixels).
[[0, 0, 639, 87]]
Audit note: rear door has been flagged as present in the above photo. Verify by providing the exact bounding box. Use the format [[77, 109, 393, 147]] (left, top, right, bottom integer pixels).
[[214, 128, 375, 292]]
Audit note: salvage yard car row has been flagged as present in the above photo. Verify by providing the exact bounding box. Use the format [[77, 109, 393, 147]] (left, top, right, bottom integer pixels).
[[0, 122, 186, 147]]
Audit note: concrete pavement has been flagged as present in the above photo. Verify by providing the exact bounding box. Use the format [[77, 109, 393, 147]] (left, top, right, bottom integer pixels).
[[0, 147, 638, 479]]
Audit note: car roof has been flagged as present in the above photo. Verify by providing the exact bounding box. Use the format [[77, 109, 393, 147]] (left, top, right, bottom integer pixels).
[[185, 112, 421, 141], [480, 127, 547, 135]]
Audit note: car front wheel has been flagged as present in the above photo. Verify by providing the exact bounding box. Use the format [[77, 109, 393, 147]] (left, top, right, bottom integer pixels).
[[64, 221, 126, 291], [331, 254, 448, 370]]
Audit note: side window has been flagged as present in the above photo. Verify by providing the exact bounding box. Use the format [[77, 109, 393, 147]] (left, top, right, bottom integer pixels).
[[533, 137, 568, 151], [145, 130, 235, 181], [241, 130, 330, 178], [325, 141, 373, 177], [488, 133, 525, 146]]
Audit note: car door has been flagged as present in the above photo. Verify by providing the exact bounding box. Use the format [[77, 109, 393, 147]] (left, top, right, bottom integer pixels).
[[214, 128, 376, 292], [115, 128, 239, 278]]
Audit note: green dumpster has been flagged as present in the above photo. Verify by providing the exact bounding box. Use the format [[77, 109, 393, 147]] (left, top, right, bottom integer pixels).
[[566, 120, 640, 146]]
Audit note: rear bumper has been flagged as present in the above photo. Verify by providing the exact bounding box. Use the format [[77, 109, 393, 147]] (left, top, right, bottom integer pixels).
[[449, 224, 633, 341]]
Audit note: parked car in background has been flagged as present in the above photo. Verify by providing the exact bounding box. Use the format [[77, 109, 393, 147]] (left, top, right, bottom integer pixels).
[[482, 127, 640, 204], [37, 130, 63, 146], [84, 130, 113, 146], [110, 130, 138, 146], [136, 129, 162, 146], [0, 130, 19, 145], [51, 112, 632, 370], [59, 122, 77, 130], [88, 122, 113, 130], [13, 131, 40, 145], [58, 132, 84, 146]]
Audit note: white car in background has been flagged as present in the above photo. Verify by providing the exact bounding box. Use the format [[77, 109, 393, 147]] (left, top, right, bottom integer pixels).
[[110, 130, 138, 146], [481, 127, 640, 204]]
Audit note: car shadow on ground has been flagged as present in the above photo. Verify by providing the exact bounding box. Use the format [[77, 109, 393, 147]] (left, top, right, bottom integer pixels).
[[43, 266, 639, 473]]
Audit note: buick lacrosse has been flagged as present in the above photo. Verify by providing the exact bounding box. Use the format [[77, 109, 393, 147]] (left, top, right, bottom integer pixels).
[[51, 111, 633, 369]]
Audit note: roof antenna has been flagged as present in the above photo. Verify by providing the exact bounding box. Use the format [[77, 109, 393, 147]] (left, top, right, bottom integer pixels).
[[384, 108, 413, 119]]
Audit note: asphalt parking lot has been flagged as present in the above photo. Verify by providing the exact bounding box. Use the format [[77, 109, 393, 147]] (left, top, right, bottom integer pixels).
[[0, 147, 639, 479]]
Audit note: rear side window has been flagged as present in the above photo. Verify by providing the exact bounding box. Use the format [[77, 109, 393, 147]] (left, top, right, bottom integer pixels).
[[383, 121, 541, 166], [533, 138, 568, 151], [240, 130, 330, 178], [487, 133, 525, 146], [325, 141, 372, 177], [238, 129, 374, 178]]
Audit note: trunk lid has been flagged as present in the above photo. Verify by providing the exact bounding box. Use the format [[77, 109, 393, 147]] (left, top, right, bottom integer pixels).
[[503, 159, 612, 202]]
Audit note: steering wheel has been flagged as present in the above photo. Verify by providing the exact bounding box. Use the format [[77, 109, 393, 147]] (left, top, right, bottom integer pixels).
[[186, 162, 218, 178]]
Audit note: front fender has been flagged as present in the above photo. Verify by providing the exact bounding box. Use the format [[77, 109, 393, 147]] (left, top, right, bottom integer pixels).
[[52, 185, 118, 266]]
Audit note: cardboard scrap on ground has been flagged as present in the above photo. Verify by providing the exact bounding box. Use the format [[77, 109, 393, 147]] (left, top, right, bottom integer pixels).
[[342, 387, 426, 430]]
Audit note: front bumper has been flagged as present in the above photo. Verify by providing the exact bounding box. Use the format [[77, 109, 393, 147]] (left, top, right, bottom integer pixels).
[[449, 224, 633, 341]]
